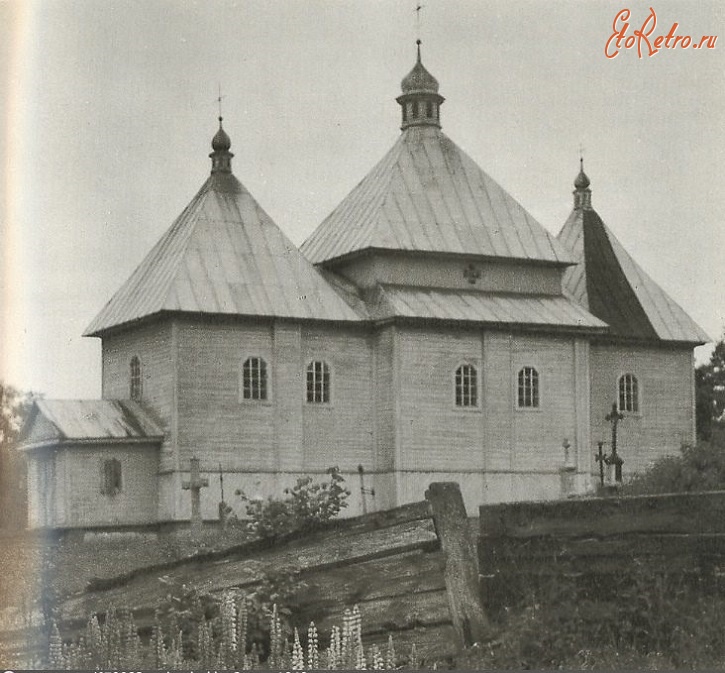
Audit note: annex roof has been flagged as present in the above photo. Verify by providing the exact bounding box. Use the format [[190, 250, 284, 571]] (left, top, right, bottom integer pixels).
[[371, 285, 607, 332], [558, 194, 709, 344], [85, 125, 362, 336], [301, 125, 574, 267], [19, 399, 164, 450]]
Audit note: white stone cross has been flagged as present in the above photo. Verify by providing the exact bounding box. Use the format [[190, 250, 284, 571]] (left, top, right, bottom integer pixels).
[[182, 456, 209, 534]]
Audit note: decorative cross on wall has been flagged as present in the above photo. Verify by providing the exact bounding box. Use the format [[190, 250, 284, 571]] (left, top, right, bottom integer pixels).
[[182, 456, 209, 534], [463, 263, 482, 285]]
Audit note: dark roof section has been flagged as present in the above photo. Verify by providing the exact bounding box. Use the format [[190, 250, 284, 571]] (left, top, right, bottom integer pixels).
[[558, 208, 709, 344]]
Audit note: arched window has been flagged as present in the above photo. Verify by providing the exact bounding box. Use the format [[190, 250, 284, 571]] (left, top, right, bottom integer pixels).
[[517, 366, 540, 408], [618, 373, 639, 413], [130, 356, 142, 401], [307, 360, 331, 403], [101, 458, 122, 496], [455, 364, 478, 407], [242, 357, 268, 401]]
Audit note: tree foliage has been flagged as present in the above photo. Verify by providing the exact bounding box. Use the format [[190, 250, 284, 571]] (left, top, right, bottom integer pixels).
[[0, 381, 34, 528], [623, 427, 725, 495], [696, 333, 725, 440]]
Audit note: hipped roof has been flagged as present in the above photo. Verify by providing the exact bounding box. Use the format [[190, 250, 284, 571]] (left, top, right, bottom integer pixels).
[[558, 208, 709, 344], [301, 126, 574, 266], [85, 172, 362, 336]]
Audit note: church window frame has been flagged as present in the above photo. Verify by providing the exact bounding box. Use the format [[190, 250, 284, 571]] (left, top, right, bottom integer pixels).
[[454, 362, 479, 409], [306, 360, 331, 404], [618, 373, 640, 414], [130, 356, 142, 401], [517, 366, 540, 410], [101, 458, 122, 497], [241, 356, 269, 402]]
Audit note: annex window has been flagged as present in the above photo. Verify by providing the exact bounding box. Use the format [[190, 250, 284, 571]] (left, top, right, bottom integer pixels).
[[618, 373, 639, 413], [517, 366, 540, 408], [306, 360, 331, 404], [455, 364, 478, 407], [101, 458, 122, 496], [242, 357, 268, 401], [130, 356, 142, 401]]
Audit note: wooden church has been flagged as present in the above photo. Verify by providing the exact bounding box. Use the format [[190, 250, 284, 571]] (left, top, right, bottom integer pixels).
[[19, 45, 708, 529]]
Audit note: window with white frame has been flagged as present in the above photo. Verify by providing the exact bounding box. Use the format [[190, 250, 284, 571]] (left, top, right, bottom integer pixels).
[[306, 360, 330, 403], [101, 458, 122, 496], [455, 364, 478, 407], [517, 366, 540, 408], [618, 373, 639, 413], [130, 356, 142, 401], [242, 357, 268, 401]]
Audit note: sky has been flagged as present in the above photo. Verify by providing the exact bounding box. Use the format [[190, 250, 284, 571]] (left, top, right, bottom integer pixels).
[[2, 0, 724, 399]]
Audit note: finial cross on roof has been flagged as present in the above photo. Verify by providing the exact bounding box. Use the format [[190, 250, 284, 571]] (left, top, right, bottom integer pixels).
[[216, 84, 226, 119], [415, 3, 425, 40]]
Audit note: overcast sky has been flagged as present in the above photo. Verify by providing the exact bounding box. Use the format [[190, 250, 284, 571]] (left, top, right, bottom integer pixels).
[[2, 0, 723, 399]]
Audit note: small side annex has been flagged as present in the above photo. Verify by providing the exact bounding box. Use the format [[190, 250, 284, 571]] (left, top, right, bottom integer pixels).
[[19, 400, 163, 528]]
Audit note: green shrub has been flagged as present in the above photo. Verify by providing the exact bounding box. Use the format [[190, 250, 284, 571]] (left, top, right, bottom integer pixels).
[[454, 565, 725, 670], [237, 466, 350, 539], [623, 427, 725, 495]]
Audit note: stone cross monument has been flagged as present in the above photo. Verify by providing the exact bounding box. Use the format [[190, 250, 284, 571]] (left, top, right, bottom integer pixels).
[[182, 456, 209, 534]]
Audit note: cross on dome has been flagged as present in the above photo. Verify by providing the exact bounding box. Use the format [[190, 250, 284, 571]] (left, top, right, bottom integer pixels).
[[210, 116, 233, 173], [573, 157, 592, 209], [396, 40, 445, 130]]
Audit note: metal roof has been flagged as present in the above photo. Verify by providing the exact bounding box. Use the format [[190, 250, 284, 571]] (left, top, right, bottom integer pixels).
[[558, 208, 709, 343], [84, 172, 363, 336], [21, 399, 164, 446], [301, 126, 574, 266], [371, 285, 608, 331]]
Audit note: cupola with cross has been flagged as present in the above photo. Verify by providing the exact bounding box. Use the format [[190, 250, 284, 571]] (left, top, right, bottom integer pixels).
[[573, 157, 592, 210], [210, 116, 233, 174], [396, 40, 444, 130]]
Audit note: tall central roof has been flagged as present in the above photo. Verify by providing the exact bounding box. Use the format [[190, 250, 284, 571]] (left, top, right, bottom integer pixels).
[[85, 121, 361, 336], [302, 45, 573, 267]]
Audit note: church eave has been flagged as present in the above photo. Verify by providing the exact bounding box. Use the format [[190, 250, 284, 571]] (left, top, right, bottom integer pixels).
[[318, 246, 576, 271], [373, 314, 609, 337], [18, 436, 164, 453], [589, 332, 708, 349]]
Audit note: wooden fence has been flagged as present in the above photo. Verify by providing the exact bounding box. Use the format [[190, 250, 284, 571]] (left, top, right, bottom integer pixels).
[[478, 490, 725, 608], [4, 482, 488, 665]]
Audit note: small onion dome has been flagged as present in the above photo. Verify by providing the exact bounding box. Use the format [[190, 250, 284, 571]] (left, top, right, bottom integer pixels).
[[574, 158, 590, 189], [212, 117, 231, 152], [401, 40, 439, 94]]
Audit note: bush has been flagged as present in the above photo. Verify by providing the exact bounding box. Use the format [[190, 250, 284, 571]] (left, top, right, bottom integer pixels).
[[237, 467, 350, 539], [452, 566, 725, 670], [623, 427, 725, 495]]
